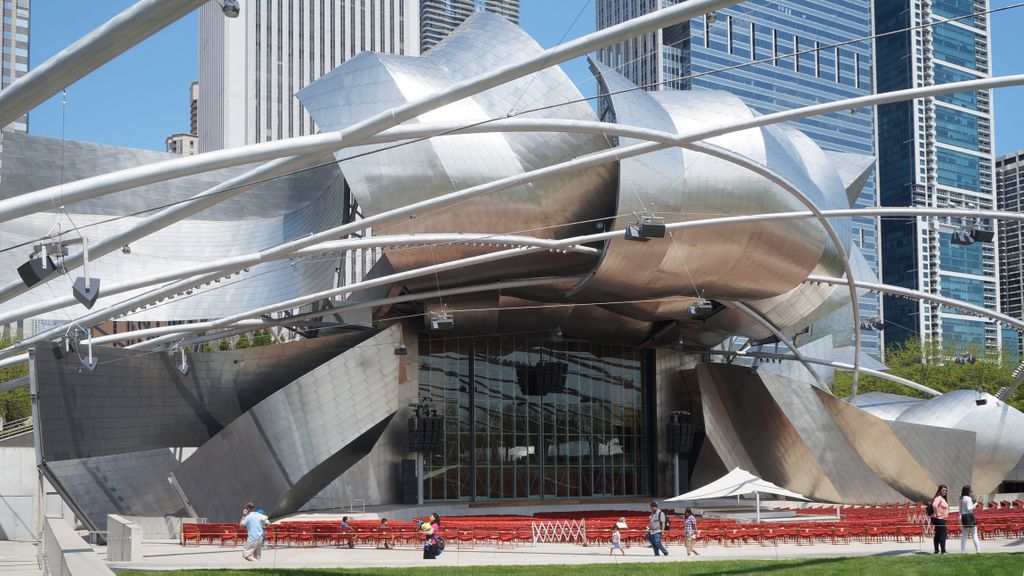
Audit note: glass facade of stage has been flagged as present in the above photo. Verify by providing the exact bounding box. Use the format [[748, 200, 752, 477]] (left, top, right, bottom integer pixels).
[[419, 335, 654, 501]]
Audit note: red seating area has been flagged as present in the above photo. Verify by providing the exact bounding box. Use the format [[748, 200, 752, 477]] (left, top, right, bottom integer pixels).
[[178, 500, 1024, 549]]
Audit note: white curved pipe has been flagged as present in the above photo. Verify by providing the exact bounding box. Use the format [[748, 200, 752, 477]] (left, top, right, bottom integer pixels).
[[0, 0, 740, 305], [0, 233, 597, 326], [702, 349, 941, 397], [0, 0, 208, 128], [727, 300, 827, 389]]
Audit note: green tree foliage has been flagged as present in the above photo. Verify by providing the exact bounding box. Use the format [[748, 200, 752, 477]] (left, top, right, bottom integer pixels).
[[0, 337, 30, 421], [218, 339, 231, 351], [234, 333, 251, 349], [833, 338, 1023, 411], [252, 329, 274, 347]]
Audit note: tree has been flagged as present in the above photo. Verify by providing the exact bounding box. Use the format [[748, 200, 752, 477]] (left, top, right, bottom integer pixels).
[[833, 338, 1022, 411], [218, 339, 231, 351], [0, 337, 30, 421], [252, 329, 273, 347], [234, 333, 251, 349]]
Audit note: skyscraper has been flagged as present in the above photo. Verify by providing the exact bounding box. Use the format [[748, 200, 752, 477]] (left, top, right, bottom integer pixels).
[[875, 0, 1001, 358], [1, 0, 29, 132], [199, 0, 420, 151], [420, 0, 520, 53], [595, 0, 881, 357], [997, 151, 1023, 358]]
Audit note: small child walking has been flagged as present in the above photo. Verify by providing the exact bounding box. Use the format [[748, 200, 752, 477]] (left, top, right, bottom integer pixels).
[[610, 524, 626, 555]]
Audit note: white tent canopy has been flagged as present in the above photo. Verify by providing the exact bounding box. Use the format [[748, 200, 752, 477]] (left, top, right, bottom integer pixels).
[[663, 467, 809, 523]]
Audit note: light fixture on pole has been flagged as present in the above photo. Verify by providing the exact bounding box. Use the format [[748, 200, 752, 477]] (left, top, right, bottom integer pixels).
[[624, 213, 666, 242], [975, 389, 988, 407], [176, 347, 189, 375], [429, 309, 454, 331], [220, 0, 240, 18], [72, 237, 101, 309], [78, 328, 97, 372], [859, 317, 885, 331], [954, 351, 977, 365], [670, 337, 685, 351]]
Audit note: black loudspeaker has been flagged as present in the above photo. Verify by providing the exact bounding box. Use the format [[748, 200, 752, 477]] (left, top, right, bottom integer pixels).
[[516, 361, 568, 396], [408, 413, 443, 453], [971, 229, 995, 243], [72, 277, 101, 309], [401, 459, 418, 505], [667, 413, 698, 454], [17, 256, 57, 287]]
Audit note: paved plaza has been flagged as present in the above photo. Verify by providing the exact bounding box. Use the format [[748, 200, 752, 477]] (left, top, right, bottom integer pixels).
[[0, 541, 42, 576], [97, 536, 1024, 571]]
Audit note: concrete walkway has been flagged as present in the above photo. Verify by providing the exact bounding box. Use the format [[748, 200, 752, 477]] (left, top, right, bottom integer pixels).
[[0, 541, 42, 576], [104, 536, 1024, 571]]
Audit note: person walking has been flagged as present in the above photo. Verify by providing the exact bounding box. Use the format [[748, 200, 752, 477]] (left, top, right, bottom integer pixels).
[[239, 502, 267, 562], [683, 508, 699, 557], [930, 484, 950, 554], [646, 502, 670, 556], [959, 485, 982, 554], [609, 524, 625, 556]]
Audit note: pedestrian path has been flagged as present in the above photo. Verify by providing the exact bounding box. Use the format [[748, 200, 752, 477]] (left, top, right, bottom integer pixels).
[[104, 536, 1024, 571], [0, 541, 43, 576]]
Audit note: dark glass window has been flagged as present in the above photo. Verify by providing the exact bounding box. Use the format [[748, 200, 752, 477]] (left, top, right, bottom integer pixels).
[[932, 23, 977, 70], [934, 64, 979, 110], [935, 107, 980, 150], [936, 148, 980, 191], [939, 232, 985, 275], [418, 335, 650, 501]]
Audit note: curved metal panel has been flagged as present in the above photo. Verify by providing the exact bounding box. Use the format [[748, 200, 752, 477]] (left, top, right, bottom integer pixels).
[[172, 326, 403, 521], [815, 388, 974, 502], [33, 332, 376, 461], [895, 390, 1024, 494], [298, 14, 616, 281]]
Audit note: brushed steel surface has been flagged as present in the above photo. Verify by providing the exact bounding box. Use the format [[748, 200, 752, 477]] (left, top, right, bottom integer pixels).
[[298, 14, 616, 281], [43, 448, 184, 532], [0, 132, 344, 321], [172, 326, 403, 521], [32, 332, 376, 461], [895, 390, 1024, 494], [815, 388, 974, 502], [698, 362, 905, 503]]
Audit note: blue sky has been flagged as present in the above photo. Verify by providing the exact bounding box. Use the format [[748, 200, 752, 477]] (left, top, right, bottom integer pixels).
[[27, 0, 1024, 156]]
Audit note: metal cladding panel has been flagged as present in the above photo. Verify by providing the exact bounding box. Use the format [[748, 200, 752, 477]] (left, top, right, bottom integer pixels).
[[172, 326, 402, 522], [757, 370, 904, 503], [0, 133, 345, 321], [44, 449, 184, 531], [297, 13, 615, 281], [579, 61, 832, 304], [815, 388, 974, 502], [697, 363, 911, 503], [696, 363, 842, 502], [895, 390, 1024, 494], [848, 392, 926, 421], [33, 332, 375, 461]]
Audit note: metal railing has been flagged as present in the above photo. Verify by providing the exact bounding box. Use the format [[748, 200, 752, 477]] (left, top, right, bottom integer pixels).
[[0, 415, 32, 441]]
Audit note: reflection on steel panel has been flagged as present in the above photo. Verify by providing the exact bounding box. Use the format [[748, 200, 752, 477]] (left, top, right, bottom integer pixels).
[[298, 13, 615, 282], [849, 392, 926, 421], [33, 332, 376, 461], [815, 388, 973, 502], [43, 449, 184, 531], [698, 363, 904, 503], [895, 390, 1024, 494], [172, 326, 402, 521], [0, 131, 345, 321]]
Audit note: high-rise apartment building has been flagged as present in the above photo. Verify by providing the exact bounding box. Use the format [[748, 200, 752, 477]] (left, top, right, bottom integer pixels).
[[1, 0, 29, 132], [199, 0, 420, 151], [997, 151, 1024, 357], [595, 0, 881, 358], [875, 0, 1001, 357], [420, 0, 520, 53]]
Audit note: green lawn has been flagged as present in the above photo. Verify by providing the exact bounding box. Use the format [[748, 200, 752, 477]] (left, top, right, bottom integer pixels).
[[118, 553, 1023, 576]]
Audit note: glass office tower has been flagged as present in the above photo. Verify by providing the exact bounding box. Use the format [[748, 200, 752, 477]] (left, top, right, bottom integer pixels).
[[595, 0, 881, 358], [875, 0, 1000, 357]]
